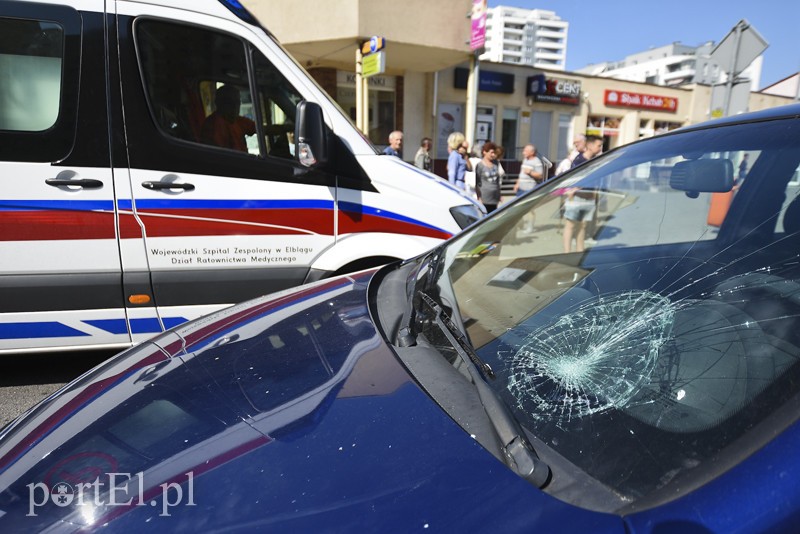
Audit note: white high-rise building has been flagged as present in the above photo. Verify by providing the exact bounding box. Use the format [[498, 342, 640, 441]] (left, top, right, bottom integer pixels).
[[577, 42, 764, 91], [480, 6, 568, 70]]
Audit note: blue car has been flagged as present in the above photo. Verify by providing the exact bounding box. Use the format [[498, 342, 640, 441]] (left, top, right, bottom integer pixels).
[[3, 105, 800, 532]]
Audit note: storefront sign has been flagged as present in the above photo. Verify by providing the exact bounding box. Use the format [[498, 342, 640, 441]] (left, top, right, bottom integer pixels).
[[338, 71, 395, 89], [604, 90, 678, 112], [526, 74, 581, 105], [454, 67, 514, 94]]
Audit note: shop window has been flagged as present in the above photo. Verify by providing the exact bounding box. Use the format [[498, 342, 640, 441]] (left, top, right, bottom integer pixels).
[[654, 121, 682, 135], [556, 113, 572, 161], [531, 110, 552, 159], [335, 84, 396, 146], [640, 119, 654, 139], [501, 108, 518, 157], [587, 116, 620, 138]]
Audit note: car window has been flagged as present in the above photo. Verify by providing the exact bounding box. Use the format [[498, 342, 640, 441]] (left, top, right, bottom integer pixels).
[[252, 49, 303, 160], [423, 117, 800, 505], [0, 17, 63, 132], [135, 19, 302, 160]]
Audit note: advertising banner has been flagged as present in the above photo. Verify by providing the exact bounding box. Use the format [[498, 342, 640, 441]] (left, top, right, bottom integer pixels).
[[470, 0, 487, 51], [526, 74, 581, 105], [436, 103, 464, 159]]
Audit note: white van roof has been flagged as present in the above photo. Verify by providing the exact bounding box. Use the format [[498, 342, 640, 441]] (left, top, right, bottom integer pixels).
[[119, 0, 260, 26]]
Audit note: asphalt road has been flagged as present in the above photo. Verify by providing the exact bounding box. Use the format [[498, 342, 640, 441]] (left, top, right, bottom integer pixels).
[[0, 350, 117, 430]]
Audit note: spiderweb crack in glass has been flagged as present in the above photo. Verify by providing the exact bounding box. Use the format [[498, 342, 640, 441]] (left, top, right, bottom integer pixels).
[[506, 291, 675, 424]]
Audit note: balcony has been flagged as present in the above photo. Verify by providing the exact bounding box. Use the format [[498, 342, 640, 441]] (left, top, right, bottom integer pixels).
[[502, 26, 525, 35], [536, 51, 565, 61], [662, 67, 695, 82], [535, 42, 565, 52], [535, 28, 566, 39]]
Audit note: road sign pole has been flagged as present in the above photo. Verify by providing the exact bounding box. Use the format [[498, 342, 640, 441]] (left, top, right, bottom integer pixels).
[[355, 47, 365, 134], [362, 68, 369, 136], [723, 22, 744, 117], [465, 51, 480, 150]]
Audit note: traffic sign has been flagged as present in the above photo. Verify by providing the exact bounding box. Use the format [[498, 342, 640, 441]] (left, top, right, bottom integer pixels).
[[362, 51, 385, 78], [361, 36, 385, 55]]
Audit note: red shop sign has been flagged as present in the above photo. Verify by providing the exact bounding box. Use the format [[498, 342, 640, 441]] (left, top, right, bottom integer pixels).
[[604, 90, 678, 112]]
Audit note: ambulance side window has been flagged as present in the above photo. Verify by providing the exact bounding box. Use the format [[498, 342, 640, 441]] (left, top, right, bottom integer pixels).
[[0, 4, 80, 163], [0, 17, 63, 132], [136, 20, 256, 154], [136, 19, 302, 161], [252, 49, 303, 160]]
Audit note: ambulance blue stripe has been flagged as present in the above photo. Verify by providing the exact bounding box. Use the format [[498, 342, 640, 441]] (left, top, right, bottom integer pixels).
[[337, 201, 447, 233], [82, 319, 128, 335], [0, 318, 189, 341], [117, 199, 335, 210], [0, 200, 113, 211], [0, 323, 89, 339], [84, 317, 188, 334]]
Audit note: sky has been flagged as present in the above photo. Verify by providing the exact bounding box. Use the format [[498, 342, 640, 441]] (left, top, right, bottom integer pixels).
[[488, 0, 800, 89]]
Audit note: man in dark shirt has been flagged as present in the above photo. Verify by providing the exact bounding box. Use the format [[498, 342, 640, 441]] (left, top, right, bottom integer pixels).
[[571, 135, 603, 169], [382, 130, 404, 158], [200, 84, 256, 152]]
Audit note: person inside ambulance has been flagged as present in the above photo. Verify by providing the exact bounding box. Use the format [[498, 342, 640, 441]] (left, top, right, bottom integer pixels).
[[200, 84, 256, 152]]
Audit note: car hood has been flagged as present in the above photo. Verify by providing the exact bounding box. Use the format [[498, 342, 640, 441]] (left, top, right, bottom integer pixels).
[[0, 271, 618, 532]]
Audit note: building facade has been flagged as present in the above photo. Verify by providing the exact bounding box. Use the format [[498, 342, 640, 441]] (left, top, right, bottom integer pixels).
[[241, 0, 470, 152], [438, 61, 792, 164], [481, 7, 568, 70], [578, 42, 764, 92], [760, 72, 800, 99], [241, 1, 793, 171]]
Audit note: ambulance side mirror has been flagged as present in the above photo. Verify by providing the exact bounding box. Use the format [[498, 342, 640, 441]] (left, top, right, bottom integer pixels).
[[295, 101, 328, 168]]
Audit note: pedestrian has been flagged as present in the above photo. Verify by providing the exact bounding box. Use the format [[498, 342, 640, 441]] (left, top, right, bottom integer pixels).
[[514, 144, 544, 197], [571, 135, 602, 169], [464, 143, 481, 200], [563, 135, 603, 253], [495, 144, 508, 186], [447, 132, 471, 190], [414, 137, 433, 171], [475, 141, 502, 213], [383, 130, 403, 158], [555, 134, 586, 176], [738, 153, 749, 182]]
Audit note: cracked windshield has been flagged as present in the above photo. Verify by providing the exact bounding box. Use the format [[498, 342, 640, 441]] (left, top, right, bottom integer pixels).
[[433, 117, 800, 501]]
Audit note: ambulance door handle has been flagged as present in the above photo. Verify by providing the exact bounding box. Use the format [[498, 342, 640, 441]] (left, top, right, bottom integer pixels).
[[142, 181, 195, 191], [45, 178, 104, 189]]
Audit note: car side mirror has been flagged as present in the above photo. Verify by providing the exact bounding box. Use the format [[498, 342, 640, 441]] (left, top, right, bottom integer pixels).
[[670, 159, 734, 197], [294, 101, 328, 168]]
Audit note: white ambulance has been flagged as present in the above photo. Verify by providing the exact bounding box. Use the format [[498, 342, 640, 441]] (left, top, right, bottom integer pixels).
[[0, 0, 482, 353]]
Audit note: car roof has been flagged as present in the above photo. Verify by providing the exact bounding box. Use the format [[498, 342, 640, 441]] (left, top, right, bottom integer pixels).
[[678, 102, 800, 132]]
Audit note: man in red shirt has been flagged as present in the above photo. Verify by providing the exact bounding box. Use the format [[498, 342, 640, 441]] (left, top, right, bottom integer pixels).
[[200, 85, 256, 152]]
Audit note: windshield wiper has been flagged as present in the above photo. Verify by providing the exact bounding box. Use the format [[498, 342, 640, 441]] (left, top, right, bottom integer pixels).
[[418, 292, 551, 488]]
